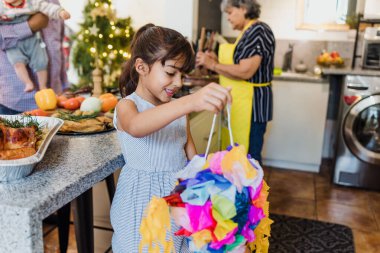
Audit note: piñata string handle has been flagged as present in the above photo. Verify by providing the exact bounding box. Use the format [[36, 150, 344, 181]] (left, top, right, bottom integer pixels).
[[205, 104, 233, 158]]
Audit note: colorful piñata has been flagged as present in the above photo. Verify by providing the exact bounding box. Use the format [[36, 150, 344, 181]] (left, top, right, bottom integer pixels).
[[139, 144, 272, 253]]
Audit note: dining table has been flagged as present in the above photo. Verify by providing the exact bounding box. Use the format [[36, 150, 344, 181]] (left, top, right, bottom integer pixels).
[[0, 130, 124, 253]]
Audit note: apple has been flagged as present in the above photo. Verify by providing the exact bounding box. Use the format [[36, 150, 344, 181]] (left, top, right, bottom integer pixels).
[[330, 51, 340, 58]]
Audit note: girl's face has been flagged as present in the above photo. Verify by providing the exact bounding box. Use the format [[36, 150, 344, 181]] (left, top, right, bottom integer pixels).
[[225, 6, 247, 30], [138, 58, 184, 105]]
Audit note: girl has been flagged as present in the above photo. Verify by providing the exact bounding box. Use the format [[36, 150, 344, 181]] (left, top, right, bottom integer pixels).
[[110, 24, 232, 252]]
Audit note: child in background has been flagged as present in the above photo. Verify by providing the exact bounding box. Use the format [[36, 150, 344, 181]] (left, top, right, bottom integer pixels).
[[0, 0, 70, 92], [110, 23, 232, 252]]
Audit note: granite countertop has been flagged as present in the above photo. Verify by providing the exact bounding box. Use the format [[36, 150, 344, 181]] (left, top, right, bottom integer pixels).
[[322, 67, 380, 76], [0, 131, 125, 252]]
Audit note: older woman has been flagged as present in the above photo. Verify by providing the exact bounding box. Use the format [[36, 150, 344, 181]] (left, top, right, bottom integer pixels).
[[196, 0, 275, 165]]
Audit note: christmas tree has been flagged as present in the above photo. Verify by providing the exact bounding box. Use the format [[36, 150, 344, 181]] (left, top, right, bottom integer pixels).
[[72, 0, 134, 90]]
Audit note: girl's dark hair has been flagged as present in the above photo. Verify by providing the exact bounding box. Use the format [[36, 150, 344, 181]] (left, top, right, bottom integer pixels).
[[221, 0, 261, 19], [119, 23, 195, 97]]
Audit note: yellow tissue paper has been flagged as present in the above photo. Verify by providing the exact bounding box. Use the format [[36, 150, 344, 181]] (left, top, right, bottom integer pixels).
[[139, 197, 174, 253]]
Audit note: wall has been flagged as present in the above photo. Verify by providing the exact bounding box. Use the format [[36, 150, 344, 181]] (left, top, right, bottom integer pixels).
[[61, 0, 198, 41], [221, 0, 366, 41]]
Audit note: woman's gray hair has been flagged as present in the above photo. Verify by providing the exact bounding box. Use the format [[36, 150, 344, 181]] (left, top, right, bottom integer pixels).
[[221, 0, 261, 19]]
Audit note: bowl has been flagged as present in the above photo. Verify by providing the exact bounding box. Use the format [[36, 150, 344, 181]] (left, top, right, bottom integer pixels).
[[0, 115, 63, 182]]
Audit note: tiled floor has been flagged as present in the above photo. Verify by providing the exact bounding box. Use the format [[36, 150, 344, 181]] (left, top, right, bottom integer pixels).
[[43, 162, 380, 253]]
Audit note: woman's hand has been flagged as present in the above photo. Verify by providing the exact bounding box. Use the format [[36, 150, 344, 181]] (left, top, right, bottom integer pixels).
[[189, 83, 232, 113], [196, 51, 218, 71], [28, 12, 49, 32]]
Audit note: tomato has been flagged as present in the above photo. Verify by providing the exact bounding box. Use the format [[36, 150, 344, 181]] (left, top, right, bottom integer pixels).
[[75, 96, 85, 104], [24, 109, 49, 116], [100, 95, 118, 112], [63, 98, 81, 110], [57, 95, 68, 108]]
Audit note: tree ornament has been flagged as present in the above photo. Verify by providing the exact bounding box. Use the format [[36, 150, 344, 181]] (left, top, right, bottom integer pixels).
[[89, 24, 100, 35], [72, 0, 134, 89]]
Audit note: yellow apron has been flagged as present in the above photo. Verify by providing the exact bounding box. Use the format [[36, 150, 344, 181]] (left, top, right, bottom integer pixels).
[[219, 20, 270, 151]]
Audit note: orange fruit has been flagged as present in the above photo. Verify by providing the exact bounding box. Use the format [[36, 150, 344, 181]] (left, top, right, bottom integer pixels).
[[99, 93, 115, 100], [100, 95, 118, 112]]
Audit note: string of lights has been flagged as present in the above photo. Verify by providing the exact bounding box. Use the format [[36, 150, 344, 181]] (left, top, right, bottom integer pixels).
[[72, 0, 134, 89]]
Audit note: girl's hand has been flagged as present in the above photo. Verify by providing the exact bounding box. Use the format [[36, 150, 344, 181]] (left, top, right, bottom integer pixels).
[[196, 51, 218, 70], [189, 83, 232, 113]]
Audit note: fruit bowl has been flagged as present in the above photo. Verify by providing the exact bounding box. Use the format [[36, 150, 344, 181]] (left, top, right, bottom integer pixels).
[[316, 51, 345, 68]]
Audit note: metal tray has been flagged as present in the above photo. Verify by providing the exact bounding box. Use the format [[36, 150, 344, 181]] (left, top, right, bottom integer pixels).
[[0, 115, 64, 182]]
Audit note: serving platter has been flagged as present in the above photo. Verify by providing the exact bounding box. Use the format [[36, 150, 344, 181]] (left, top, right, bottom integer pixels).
[[0, 115, 64, 182], [57, 126, 115, 135]]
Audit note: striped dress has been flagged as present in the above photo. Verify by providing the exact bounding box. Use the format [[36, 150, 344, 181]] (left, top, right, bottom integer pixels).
[[234, 21, 276, 123], [110, 92, 190, 253]]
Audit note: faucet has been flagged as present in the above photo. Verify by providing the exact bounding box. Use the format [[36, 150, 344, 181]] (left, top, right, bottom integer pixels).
[[282, 43, 294, 72]]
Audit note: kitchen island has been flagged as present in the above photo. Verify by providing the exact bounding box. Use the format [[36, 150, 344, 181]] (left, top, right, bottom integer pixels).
[[0, 131, 124, 253]]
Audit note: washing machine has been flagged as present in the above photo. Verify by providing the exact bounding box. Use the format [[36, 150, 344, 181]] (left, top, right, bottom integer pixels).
[[333, 75, 380, 190]]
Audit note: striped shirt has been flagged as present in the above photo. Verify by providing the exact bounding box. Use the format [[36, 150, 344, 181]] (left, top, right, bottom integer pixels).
[[234, 21, 275, 122], [0, 0, 67, 112]]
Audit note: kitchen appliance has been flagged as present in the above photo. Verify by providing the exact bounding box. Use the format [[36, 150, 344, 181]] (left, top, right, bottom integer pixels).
[[362, 27, 380, 70], [334, 75, 380, 190]]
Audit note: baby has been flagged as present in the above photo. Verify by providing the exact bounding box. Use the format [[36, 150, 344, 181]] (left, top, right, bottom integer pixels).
[[0, 0, 70, 92]]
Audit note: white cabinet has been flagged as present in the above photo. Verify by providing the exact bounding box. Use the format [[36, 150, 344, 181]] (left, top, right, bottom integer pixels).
[[262, 79, 329, 172], [190, 111, 220, 154]]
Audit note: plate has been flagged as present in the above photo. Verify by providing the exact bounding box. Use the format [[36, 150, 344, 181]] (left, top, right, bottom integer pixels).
[[0, 115, 64, 182], [57, 126, 115, 136]]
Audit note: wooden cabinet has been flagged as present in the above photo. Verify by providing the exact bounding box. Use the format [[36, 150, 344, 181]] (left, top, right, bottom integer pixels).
[[262, 79, 329, 172], [189, 111, 220, 154]]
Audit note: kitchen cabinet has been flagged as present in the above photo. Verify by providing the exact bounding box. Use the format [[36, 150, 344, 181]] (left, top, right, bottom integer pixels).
[[262, 79, 329, 172], [190, 111, 220, 154]]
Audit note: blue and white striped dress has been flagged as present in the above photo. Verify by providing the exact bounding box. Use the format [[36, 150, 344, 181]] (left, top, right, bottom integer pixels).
[[110, 92, 190, 253]]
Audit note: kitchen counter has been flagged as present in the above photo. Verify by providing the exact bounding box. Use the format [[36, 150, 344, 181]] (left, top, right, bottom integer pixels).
[[0, 131, 124, 252], [273, 72, 326, 83], [322, 67, 380, 76]]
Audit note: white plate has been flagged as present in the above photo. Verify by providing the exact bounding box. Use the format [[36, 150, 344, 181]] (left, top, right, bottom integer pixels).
[[0, 115, 64, 182]]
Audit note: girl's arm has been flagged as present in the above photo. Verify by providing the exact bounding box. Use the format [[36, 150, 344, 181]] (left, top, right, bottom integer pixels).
[[196, 51, 262, 80], [0, 13, 48, 50], [116, 83, 232, 138], [185, 116, 196, 160]]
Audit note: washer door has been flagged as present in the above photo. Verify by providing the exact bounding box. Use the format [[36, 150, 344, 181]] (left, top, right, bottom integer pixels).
[[343, 94, 380, 164]]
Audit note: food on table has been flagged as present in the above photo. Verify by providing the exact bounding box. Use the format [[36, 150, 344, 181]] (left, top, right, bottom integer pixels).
[[99, 93, 118, 112], [24, 108, 50, 117], [0, 117, 45, 160], [50, 110, 113, 133], [80, 97, 102, 112], [75, 96, 86, 104], [57, 95, 68, 108], [35, 89, 58, 110], [62, 98, 81, 110]]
